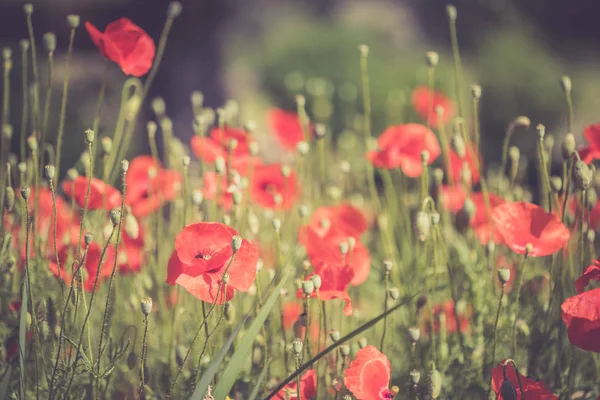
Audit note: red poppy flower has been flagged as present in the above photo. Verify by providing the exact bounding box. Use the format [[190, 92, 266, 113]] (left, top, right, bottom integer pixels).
[[267, 108, 312, 151], [491, 360, 558, 399], [411, 86, 455, 129], [62, 177, 121, 211], [48, 240, 116, 292], [449, 144, 481, 185], [423, 300, 471, 335], [166, 222, 258, 304], [492, 202, 570, 257], [344, 345, 392, 400], [300, 204, 368, 244], [562, 287, 600, 352], [297, 263, 355, 316], [201, 171, 234, 211], [191, 126, 258, 171], [274, 369, 317, 400], [576, 259, 600, 294], [304, 226, 370, 286], [125, 156, 182, 218], [366, 123, 441, 177], [250, 164, 299, 210], [85, 18, 155, 77], [439, 185, 467, 213], [578, 123, 600, 164]]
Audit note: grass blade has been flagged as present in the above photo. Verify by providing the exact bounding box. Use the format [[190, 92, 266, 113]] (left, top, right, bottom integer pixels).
[[190, 314, 249, 400], [0, 366, 12, 400], [212, 271, 290, 399]]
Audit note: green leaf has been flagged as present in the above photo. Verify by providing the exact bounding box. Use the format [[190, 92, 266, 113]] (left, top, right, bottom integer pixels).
[[248, 360, 271, 400], [0, 366, 12, 400], [189, 312, 249, 400], [211, 271, 290, 399]]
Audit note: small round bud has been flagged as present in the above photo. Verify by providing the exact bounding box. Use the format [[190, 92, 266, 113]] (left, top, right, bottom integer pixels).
[[182, 155, 191, 167], [358, 44, 369, 57], [281, 165, 292, 178], [509, 146, 520, 163], [562, 133, 576, 160], [573, 160, 592, 190], [415, 211, 431, 242], [498, 267, 511, 285], [18, 162, 27, 174], [168, 1, 182, 18], [191, 91, 203, 109], [84, 129, 95, 145], [298, 204, 310, 219], [301, 280, 315, 296], [4, 187, 15, 212], [272, 218, 281, 233], [43, 32, 56, 53], [525, 243, 534, 254], [66, 14, 80, 29], [587, 229, 596, 244], [339, 241, 349, 255], [222, 273, 230, 285], [451, 134, 466, 158], [446, 5, 457, 20], [310, 274, 322, 290], [66, 168, 79, 181], [409, 326, 421, 342], [110, 209, 121, 227], [425, 51, 439, 68], [433, 168, 444, 185], [227, 139, 238, 152], [192, 190, 204, 205], [23, 4, 33, 15], [536, 124, 545, 140], [512, 116, 531, 129], [232, 235, 242, 252], [121, 159, 129, 173], [340, 344, 350, 356], [20, 186, 30, 200], [315, 124, 327, 139], [84, 232, 94, 247], [560, 75, 572, 93], [249, 141, 259, 156], [471, 84, 482, 100], [347, 237, 356, 250], [421, 150, 430, 164], [297, 141, 310, 156], [329, 329, 341, 342], [140, 297, 152, 316], [147, 121, 157, 139], [125, 212, 140, 239], [215, 157, 226, 174], [388, 287, 400, 301], [27, 136, 38, 152], [20, 39, 30, 52], [151, 97, 166, 116], [410, 369, 421, 384], [357, 337, 368, 349], [2, 48, 11, 61], [383, 260, 393, 272], [428, 367, 443, 398], [292, 338, 303, 355]]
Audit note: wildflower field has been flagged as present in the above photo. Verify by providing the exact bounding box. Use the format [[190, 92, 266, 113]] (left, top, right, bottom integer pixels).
[[1, 2, 600, 399]]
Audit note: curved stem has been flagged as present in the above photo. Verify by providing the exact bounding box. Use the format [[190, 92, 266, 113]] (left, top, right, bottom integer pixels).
[[55, 27, 76, 178], [511, 252, 530, 355]]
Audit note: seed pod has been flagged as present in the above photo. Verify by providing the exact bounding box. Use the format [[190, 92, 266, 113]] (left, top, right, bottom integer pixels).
[[20, 186, 30, 201], [110, 209, 121, 227], [471, 84, 482, 100], [140, 297, 152, 316], [292, 338, 303, 355], [45, 164, 55, 180], [231, 235, 242, 252], [84, 232, 94, 247], [66, 14, 80, 28], [121, 159, 129, 173], [301, 280, 314, 296], [410, 369, 421, 384], [340, 344, 350, 357], [388, 287, 400, 301], [498, 268, 511, 285], [549, 176, 562, 193], [43, 32, 56, 53], [84, 129, 95, 145], [310, 274, 322, 290]]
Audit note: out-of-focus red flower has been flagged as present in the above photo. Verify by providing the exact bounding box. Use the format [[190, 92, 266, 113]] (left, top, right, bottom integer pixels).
[[125, 156, 182, 218], [366, 123, 441, 177], [274, 369, 317, 400], [282, 302, 303, 330], [562, 287, 600, 352], [411, 86, 455, 129], [304, 226, 370, 286], [115, 213, 145, 274], [85, 18, 155, 77], [299, 204, 368, 244], [491, 360, 558, 399], [578, 123, 600, 164], [191, 126, 259, 171], [166, 222, 258, 304], [439, 185, 467, 213], [422, 300, 471, 335], [449, 144, 481, 185], [344, 346, 393, 400], [201, 171, 234, 211], [48, 240, 116, 292], [492, 202, 570, 257], [250, 164, 299, 210], [62, 177, 121, 211], [576, 259, 600, 294], [267, 108, 312, 151], [297, 263, 354, 316]]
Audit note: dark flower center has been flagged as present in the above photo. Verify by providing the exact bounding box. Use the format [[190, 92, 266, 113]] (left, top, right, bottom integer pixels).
[[195, 252, 211, 260]]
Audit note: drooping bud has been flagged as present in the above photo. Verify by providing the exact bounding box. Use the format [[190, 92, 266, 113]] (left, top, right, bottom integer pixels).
[[562, 133, 576, 160], [415, 211, 431, 242], [84, 232, 94, 247], [140, 297, 152, 316], [573, 160, 592, 190]]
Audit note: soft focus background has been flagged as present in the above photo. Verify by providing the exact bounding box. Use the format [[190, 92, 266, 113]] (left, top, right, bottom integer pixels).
[[2, 0, 600, 176]]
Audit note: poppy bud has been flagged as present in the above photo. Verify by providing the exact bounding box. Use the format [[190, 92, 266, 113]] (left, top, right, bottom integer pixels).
[[421, 150, 430, 164], [500, 380, 517, 400], [586, 188, 598, 210], [588, 229, 596, 244], [80, 151, 91, 166], [425, 51, 439, 68], [410, 369, 421, 384], [23, 3, 33, 14], [497, 267, 511, 285], [84, 129, 95, 145], [430, 212, 440, 225], [192, 190, 203, 206], [536, 124, 545, 140], [384, 260, 393, 272], [121, 159, 129, 173], [168, 1, 183, 18], [546, 176, 561, 194], [408, 326, 420, 342], [19, 39, 29, 53], [65, 168, 78, 182], [342, 396, 352, 400], [446, 5, 457, 20], [281, 165, 291, 178], [190, 91, 204, 111], [461, 163, 472, 186], [339, 241, 349, 255], [310, 274, 322, 290], [357, 337, 367, 349], [561, 133, 576, 160], [340, 344, 350, 356], [20, 186, 30, 201], [222, 273, 230, 285], [302, 280, 314, 296], [573, 160, 592, 190], [451, 134, 466, 159], [215, 157, 226, 174], [152, 97, 166, 117], [140, 297, 152, 316], [471, 84, 482, 100], [4, 187, 14, 212], [296, 141, 309, 156], [329, 329, 341, 342], [272, 218, 281, 233], [18, 162, 27, 175], [66, 14, 80, 29], [560, 75, 572, 93], [545, 134, 555, 152], [84, 232, 94, 247], [110, 209, 121, 227], [2, 48, 10, 61], [428, 367, 442, 398], [415, 211, 431, 242], [43, 32, 56, 53], [246, 142, 259, 157], [27, 136, 38, 152], [358, 44, 369, 57], [298, 204, 310, 219], [315, 124, 327, 140], [508, 146, 520, 164], [389, 287, 400, 300], [231, 235, 242, 252], [433, 168, 444, 185], [292, 338, 303, 355], [2, 124, 12, 139]]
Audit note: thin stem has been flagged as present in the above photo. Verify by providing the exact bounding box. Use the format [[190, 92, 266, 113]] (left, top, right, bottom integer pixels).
[[538, 135, 552, 213], [138, 315, 149, 400], [25, 9, 40, 134], [379, 272, 389, 351], [447, 8, 465, 119], [490, 286, 505, 367], [40, 51, 53, 150], [511, 251, 530, 355], [55, 26, 76, 178], [20, 45, 29, 163]]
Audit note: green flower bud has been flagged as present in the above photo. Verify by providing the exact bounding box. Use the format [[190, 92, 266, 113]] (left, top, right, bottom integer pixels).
[[110, 209, 121, 227], [232, 235, 242, 252], [340, 344, 350, 357], [140, 297, 152, 316], [43, 32, 56, 53], [20, 186, 30, 201], [168, 1, 182, 18], [415, 211, 431, 242], [446, 5, 457, 20], [84, 232, 94, 247], [429, 367, 442, 398], [573, 160, 592, 190], [410, 369, 421, 384], [310, 274, 322, 290], [329, 329, 340, 342], [45, 164, 55, 180], [498, 267, 511, 285], [409, 326, 420, 342], [292, 338, 303, 355], [425, 51, 439, 67], [560, 75, 572, 93], [301, 280, 314, 296], [23, 4, 33, 15], [451, 134, 466, 158], [67, 14, 80, 29], [121, 159, 129, 173], [562, 133, 576, 160], [4, 187, 15, 212], [471, 84, 482, 100]]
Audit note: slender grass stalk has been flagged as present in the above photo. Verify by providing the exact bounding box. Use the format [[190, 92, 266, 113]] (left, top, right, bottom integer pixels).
[[20, 41, 29, 163], [55, 23, 77, 178], [91, 62, 110, 157], [379, 270, 390, 351], [138, 302, 151, 400], [499, 117, 530, 187], [511, 250, 530, 355], [19, 196, 32, 400], [561, 76, 574, 135], [446, 6, 465, 120], [77, 137, 94, 260], [489, 284, 506, 368], [24, 5, 40, 134], [537, 125, 552, 213], [40, 41, 54, 152]]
